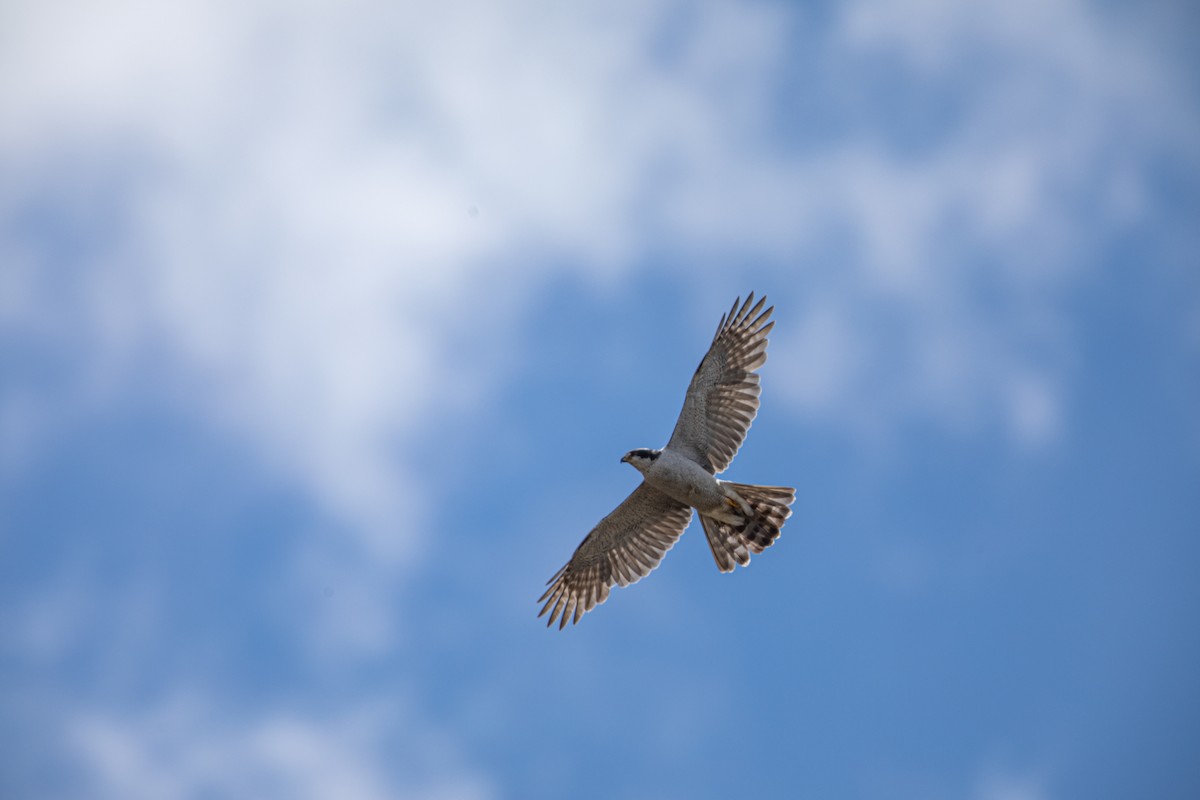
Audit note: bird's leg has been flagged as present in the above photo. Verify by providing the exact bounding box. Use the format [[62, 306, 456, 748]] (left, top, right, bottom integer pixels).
[[720, 486, 754, 519]]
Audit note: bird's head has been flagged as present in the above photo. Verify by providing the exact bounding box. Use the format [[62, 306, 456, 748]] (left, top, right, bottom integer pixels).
[[620, 448, 661, 473]]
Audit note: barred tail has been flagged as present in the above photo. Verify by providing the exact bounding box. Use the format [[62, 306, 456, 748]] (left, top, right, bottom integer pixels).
[[700, 482, 795, 573]]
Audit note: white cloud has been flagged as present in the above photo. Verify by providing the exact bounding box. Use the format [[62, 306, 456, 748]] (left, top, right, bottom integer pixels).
[[1, 1, 1194, 796], [3, 0, 1191, 549], [973, 765, 1051, 800], [758, 0, 1192, 445], [1004, 371, 1060, 448], [69, 696, 493, 800], [779, 302, 867, 416]]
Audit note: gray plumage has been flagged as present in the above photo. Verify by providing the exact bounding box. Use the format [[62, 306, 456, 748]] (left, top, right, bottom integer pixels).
[[539, 293, 796, 629], [667, 293, 773, 473]]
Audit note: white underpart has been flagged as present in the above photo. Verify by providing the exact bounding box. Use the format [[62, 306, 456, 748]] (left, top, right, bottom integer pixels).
[[631, 448, 745, 524]]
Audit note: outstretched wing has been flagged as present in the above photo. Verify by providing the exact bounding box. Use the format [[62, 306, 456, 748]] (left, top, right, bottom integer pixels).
[[538, 483, 693, 629], [666, 293, 774, 474]]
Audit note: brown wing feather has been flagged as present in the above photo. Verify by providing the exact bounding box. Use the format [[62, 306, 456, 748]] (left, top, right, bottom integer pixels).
[[538, 483, 693, 629], [666, 293, 774, 474]]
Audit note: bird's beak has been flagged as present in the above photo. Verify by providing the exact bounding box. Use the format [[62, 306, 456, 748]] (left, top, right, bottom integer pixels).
[[619, 454, 628, 463]]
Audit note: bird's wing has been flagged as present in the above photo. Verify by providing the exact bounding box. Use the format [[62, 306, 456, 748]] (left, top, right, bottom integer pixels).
[[666, 293, 774, 474], [539, 482, 693, 629]]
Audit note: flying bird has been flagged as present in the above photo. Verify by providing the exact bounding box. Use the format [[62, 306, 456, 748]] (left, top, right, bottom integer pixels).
[[539, 293, 795, 629]]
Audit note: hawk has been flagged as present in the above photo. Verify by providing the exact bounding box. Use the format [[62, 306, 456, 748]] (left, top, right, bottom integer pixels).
[[539, 293, 796, 628]]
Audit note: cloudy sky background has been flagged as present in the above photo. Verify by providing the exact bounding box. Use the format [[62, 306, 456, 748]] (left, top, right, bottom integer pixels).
[[2, 0, 1198, 798]]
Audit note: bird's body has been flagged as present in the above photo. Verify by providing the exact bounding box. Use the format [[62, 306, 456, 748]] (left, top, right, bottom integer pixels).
[[625, 448, 744, 526], [539, 293, 796, 629], [625, 448, 723, 510]]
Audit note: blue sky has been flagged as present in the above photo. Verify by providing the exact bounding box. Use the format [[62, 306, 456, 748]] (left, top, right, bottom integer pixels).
[[2, 1, 1198, 798]]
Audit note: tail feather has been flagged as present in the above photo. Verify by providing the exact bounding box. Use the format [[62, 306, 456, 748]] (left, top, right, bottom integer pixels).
[[700, 482, 795, 573]]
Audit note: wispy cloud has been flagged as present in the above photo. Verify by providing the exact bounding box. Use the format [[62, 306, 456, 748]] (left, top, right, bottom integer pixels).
[[3, 0, 1192, 543], [69, 695, 493, 800], [973, 764, 1051, 800], [1, 2, 1196, 797]]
